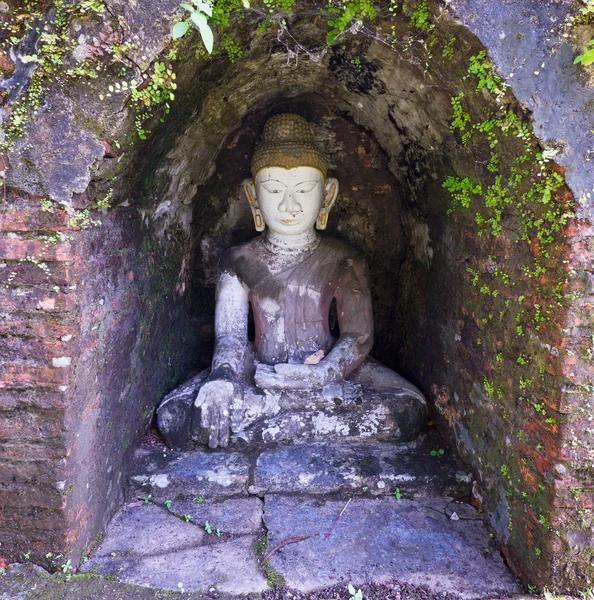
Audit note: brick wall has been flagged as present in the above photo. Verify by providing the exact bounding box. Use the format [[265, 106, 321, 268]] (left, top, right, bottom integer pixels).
[[0, 189, 77, 565], [548, 219, 594, 588], [0, 185, 199, 565]]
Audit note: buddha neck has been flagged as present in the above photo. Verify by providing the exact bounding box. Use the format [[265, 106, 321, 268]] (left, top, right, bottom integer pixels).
[[263, 229, 320, 253]]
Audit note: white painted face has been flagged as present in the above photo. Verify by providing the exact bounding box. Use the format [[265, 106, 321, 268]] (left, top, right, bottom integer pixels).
[[255, 166, 324, 236]]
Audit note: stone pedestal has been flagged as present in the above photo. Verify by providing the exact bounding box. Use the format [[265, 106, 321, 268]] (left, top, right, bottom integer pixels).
[[157, 358, 427, 450]]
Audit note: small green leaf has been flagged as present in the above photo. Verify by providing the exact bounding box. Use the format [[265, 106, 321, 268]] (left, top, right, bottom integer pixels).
[[242, 0, 250, 6], [191, 0, 212, 16], [197, 20, 214, 53], [576, 51, 594, 66], [172, 20, 190, 39], [180, 2, 194, 9], [326, 29, 339, 44], [575, 39, 594, 66], [191, 10, 207, 29]]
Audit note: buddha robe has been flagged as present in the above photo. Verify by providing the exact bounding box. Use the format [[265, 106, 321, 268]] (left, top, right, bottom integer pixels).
[[220, 236, 373, 371]]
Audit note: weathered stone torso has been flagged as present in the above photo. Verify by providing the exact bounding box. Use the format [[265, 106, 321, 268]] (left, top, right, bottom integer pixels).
[[220, 236, 373, 365]]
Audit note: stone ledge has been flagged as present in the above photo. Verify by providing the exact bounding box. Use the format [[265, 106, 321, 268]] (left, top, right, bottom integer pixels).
[[81, 492, 520, 599], [250, 434, 472, 498], [127, 446, 251, 501], [128, 431, 472, 502]]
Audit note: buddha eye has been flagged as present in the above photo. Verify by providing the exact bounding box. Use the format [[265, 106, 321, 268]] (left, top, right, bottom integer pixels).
[[262, 183, 284, 194], [295, 181, 318, 194]]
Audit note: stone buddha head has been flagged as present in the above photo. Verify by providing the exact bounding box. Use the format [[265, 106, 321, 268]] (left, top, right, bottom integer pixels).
[[243, 114, 339, 237]]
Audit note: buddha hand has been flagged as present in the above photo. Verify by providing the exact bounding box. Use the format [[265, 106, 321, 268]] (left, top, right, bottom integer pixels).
[[196, 379, 243, 448], [254, 362, 336, 390]]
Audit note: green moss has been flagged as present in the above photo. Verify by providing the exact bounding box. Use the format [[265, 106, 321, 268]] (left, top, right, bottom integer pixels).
[[408, 0, 433, 32], [253, 535, 268, 555], [262, 561, 286, 587]]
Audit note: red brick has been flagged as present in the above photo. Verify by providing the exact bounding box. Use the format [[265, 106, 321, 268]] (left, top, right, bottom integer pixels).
[[0, 458, 63, 484], [0, 363, 70, 389], [0, 49, 15, 75], [518, 442, 554, 475], [563, 221, 585, 238], [570, 240, 594, 264], [0, 239, 73, 262], [564, 308, 594, 328], [0, 390, 67, 410], [519, 460, 539, 494], [0, 338, 71, 362], [0, 507, 67, 532], [0, 317, 74, 340], [0, 287, 76, 314], [0, 528, 65, 552], [0, 488, 66, 510], [0, 261, 73, 286], [0, 409, 64, 439], [553, 481, 594, 509], [0, 440, 66, 461], [0, 208, 72, 232]]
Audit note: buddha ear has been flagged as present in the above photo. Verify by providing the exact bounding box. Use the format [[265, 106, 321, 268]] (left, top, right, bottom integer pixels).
[[243, 178, 265, 232], [317, 177, 339, 230]]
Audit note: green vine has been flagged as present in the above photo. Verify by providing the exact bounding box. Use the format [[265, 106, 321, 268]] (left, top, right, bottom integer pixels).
[[326, 0, 376, 43], [0, 0, 106, 149], [442, 49, 576, 558]]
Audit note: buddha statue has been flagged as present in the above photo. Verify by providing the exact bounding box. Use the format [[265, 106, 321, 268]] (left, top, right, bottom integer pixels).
[[158, 114, 427, 450]]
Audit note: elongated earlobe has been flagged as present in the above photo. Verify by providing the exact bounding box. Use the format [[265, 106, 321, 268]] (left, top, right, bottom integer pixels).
[[316, 208, 329, 230], [317, 177, 339, 230], [243, 178, 265, 232], [253, 212, 264, 230]]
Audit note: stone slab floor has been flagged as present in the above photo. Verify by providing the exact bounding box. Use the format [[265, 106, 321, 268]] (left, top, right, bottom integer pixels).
[[65, 432, 524, 600]]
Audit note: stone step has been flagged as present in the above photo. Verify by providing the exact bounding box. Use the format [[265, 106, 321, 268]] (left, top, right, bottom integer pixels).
[[248, 435, 472, 498], [127, 431, 472, 503]]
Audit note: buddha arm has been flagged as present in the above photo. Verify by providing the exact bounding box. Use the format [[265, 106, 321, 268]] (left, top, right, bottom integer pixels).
[[209, 271, 249, 381], [323, 256, 374, 379]]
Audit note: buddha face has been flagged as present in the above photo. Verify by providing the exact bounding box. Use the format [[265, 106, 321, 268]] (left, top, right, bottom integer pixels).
[[244, 166, 339, 236]]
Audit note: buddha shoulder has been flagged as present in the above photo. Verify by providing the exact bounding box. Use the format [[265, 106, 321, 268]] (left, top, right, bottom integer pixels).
[[319, 236, 366, 267], [217, 238, 266, 279]]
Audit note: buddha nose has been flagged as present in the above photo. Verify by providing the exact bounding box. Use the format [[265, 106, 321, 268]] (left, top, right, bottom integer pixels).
[[279, 189, 302, 215]]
